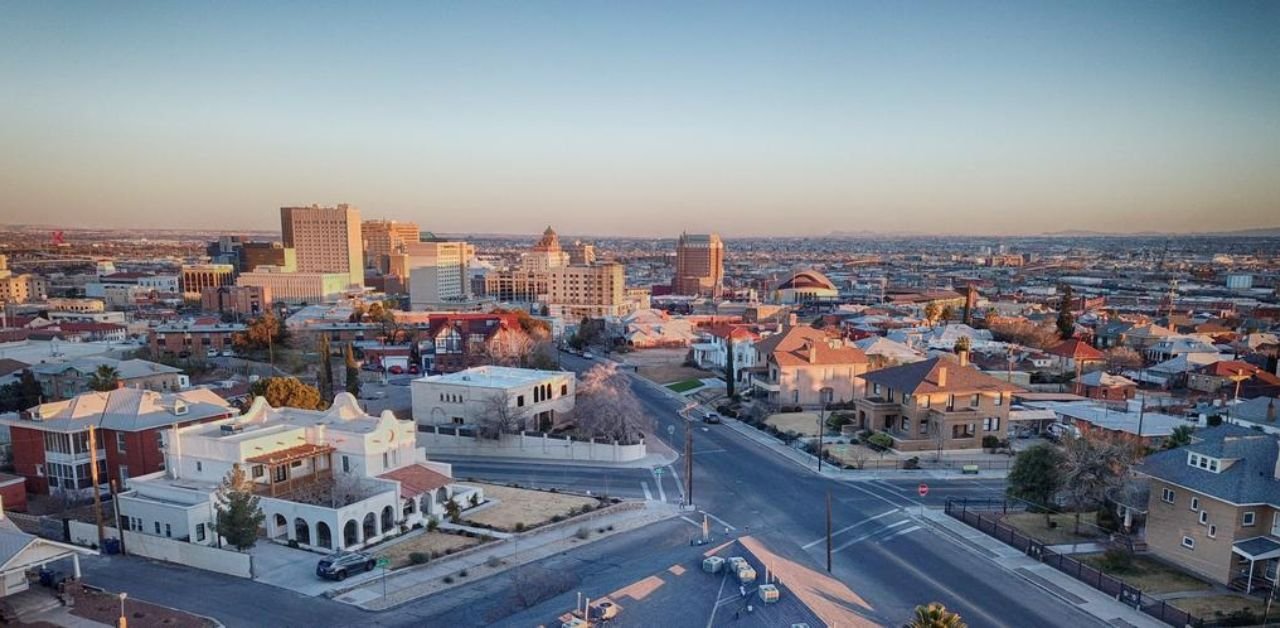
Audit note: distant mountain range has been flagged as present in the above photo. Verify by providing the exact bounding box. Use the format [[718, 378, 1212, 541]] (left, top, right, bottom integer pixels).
[[1039, 227, 1280, 238]]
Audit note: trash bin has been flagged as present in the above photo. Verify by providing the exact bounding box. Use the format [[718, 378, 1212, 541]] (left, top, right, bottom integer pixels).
[[103, 538, 121, 555]]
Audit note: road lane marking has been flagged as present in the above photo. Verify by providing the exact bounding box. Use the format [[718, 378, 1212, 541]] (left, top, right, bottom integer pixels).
[[642, 482, 654, 501], [705, 573, 730, 628], [843, 479, 924, 509], [668, 466, 686, 503], [800, 509, 899, 549], [654, 469, 668, 502], [878, 525, 922, 543], [699, 510, 736, 531], [679, 516, 701, 528], [833, 519, 911, 552]]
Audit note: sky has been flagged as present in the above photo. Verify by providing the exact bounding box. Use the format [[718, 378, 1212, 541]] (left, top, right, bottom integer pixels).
[[1, 1, 1278, 237]]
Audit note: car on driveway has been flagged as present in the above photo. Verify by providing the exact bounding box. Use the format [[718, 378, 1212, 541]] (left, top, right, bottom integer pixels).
[[316, 550, 376, 581]]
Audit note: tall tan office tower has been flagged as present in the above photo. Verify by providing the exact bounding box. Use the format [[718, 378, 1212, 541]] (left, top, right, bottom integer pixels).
[[673, 232, 724, 296], [280, 204, 364, 288]]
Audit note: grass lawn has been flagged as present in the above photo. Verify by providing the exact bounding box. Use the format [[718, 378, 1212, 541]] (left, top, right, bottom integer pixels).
[[1077, 553, 1211, 594], [765, 412, 822, 437], [1169, 594, 1268, 620], [1000, 512, 1106, 545], [665, 379, 704, 393], [380, 531, 483, 569], [461, 483, 600, 532]]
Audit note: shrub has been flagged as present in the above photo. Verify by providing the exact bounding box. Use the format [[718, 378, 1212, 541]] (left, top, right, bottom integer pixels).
[[287, 539, 300, 549], [597, 527, 606, 533], [867, 432, 894, 450], [902, 456, 920, 470], [443, 576, 454, 584], [1096, 507, 1120, 532], [459, 569, 468, 578], [575, 527, 590, 540], [1098, 548, 1133, 573], [409, 552, 430, 565], [551, 515, 565, 523], [486, 556, 502, 568], [427, 517, 439, 532], [981, 435, 1000, 451], [606, 525, 614, 531], [1218, 609, 1259, 627], [469, 493, 480, 508], [548, 487, 558, 493], [514, 522, 526, 532]]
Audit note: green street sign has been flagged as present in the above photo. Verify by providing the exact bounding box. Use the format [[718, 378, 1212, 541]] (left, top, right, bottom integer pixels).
[[376, 556, 391, 568], [653, 468, 664, 477]]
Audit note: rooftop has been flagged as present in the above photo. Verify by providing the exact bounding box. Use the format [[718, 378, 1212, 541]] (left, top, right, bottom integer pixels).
[[416, 365, 571, 389], [1136, 424, 1278, 506]]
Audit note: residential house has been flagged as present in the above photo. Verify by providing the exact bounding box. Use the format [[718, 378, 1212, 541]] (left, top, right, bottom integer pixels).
[[853, 336, 924, 369], [1146, 336, 1222, 363], [1135, 425, 1279, 593], [1046, 338, 1106, 374], [1188, 361, 1261, 395], [1041, 400, 1187, 449], [749, 324, 869, 408], [118, 393, 477, 551], [0, 504, 95, 598], [0, 388, 236, 496], [29, 357, 185, 401], [691, 324, 760, 388], [1218, 397, 1280, 435], [411, 365, 575, 432], [1122, 324, 1177, 350], [1074, 370, 1137, 401], [149, 320, 247, 359], [854, 355, 1021, 451]]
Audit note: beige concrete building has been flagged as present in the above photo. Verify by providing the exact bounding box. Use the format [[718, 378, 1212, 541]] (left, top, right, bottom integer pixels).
[[201, 285, 271, 317], [854, 355, 1020, 451], [240, 241, 296, 272], [236, 269, 351, 305], [673, 232, 724, 296], [0, 255, 48, 304], [749, 324, 869, 408], [405, 241, 471, 310], [281, 204, 364, 287], [180, 264, 235, 298], [362, 219, 420, 272], [1136, 425, 1279, 592], [521, 226, 571, 272], [544, 262, 628, 320]]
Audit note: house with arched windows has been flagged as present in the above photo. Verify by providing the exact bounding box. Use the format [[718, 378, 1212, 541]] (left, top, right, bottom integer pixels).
[[116, 393, 479, 553]]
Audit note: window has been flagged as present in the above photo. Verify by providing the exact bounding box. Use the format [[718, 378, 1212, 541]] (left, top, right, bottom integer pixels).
[[119, 465, 129, 484], [1181, 536, 1195, 549], [970, 394, 980, 408], [1161, 488, 1175, 503], [341, 456, 350, 473], [274, 466, 286, 482], [195, 523, 206, 542], [1243, 511, 1256, 527], [196, 461, 203, 472], [155, 521, 162, 534], [116, 432, 128, 454], [1190, 497, 1199, 511], [873, 384, 881, 396], [901, 417, 910, 432], [383, 452, 389, 469], [252, 465, 264, 478], [1208, 459, 1219, 472], [983, 417, 1001, 432], [1198, 511, 1208, 525], [1207, 525, 1216, 538], [164, 524, 172, 538], [995, 393, 1003, 406], [561, 384, 568, 396], [517, 395, 525, 407]]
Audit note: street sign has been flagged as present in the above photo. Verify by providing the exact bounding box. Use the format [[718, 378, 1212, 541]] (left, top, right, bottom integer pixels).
[[917, 483, 929, 497], [654, 467, 664, 477], [376, 556, 391, 568], [667, 425, 675, 436]]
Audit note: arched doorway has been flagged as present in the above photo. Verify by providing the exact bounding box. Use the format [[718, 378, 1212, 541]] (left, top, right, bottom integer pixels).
[[362, 512, 378, 540], [316, 522, 332, 549], [343, 520, 359, 548], [294, 518, 310, 545], [272, 513, 287, 540], [381, 505, 395, 534]]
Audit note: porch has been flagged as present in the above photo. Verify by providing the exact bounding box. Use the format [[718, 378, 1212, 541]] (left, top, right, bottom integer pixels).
[[248, 444, 336, 498], [1230, 536, 1279, 595]]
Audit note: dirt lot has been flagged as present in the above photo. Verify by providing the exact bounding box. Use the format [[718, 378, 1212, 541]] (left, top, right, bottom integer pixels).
[[1000, 512, 1106, 545], [638, 365, 714, 385], [765, 412, 822, 437], [1077, 553, 1210, 594], [461, 483, 600, 532], [66, 585, 216, 627], [1170, 594, 1268, 620], [381, 531, 483, 569]]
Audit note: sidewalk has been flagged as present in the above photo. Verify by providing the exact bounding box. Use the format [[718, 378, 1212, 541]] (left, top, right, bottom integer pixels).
[[330, 501, 679, 611], [432, 438, 679, 470], [918, 509, 1165, 628]]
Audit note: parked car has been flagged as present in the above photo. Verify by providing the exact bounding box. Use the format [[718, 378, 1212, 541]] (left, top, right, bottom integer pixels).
[[388, 365, 404, 375], [702, 412, 721, 424], [316, 551, 376, 581], [582, 352, 594, 359]]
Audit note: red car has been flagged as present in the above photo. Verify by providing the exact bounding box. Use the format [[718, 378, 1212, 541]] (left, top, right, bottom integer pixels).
[[388, 365, 404, 374]]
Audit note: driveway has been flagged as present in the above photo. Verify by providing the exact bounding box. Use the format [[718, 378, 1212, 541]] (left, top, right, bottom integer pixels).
[[250, 540, 383, 597]]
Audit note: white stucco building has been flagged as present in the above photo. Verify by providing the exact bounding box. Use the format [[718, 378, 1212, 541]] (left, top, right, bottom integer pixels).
[[118, 393, 477, 552], [411, 366, 576, 433]]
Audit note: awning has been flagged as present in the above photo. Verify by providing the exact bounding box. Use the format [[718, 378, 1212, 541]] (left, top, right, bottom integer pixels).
[[246, 443, 335, 466], [1232, 536, 1280, 562]]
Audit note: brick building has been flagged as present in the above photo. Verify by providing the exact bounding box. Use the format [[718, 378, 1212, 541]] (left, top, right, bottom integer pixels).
[[149, 320, 247, 358]]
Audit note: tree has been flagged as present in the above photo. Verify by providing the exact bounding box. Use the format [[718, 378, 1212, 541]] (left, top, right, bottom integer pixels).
[[1060, 433, 1138, 534], [317, 335, 334, 401], [87, 364, 121, 392], [940, 305, 956, 323], [478, 394, 525, 438], [344, 343, 361, 398], [236, 313, 285, 366], [724, 336, 736, 398], [924, 302, 942, 328], [574, 362, 653, 443], [250, 377, 326, 410], [1007, 444, 1066, 511], [17, 370, 42, 408], [484, 326, 537, 367], [953, 336, 971, 355], [215, 463, 265, 551], [1056, 285, 1076, 340], [445, 498, 461, 523], [1163, 425, 1194, 450], [907, 603, 967, 628], [988, 320, 1059, 351], [1104, 346, 1144, 372]]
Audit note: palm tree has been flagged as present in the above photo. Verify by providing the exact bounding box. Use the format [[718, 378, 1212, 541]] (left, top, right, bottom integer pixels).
[[907, 603, 967, 628], [1163, 425, 1194, 450], [87, 364, 121, 392]]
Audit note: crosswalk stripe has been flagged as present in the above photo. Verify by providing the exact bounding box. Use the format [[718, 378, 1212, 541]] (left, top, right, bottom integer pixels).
[[833, 519, 911, 552], [801, 509, 898, 549], [878, 525, 922, 543], [642, 481, 653, 501]]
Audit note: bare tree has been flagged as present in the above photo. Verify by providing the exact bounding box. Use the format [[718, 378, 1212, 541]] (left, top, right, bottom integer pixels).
[[1060, 433, 1139, 534], [477, 394, 526, 439], [574, 362, 653, 444], [504, 564, 578, 613], [483, 326, 536, 367], [288, 473, 380, 508], [927, 417, 947, 462], [1104, 346, 1144, 372]]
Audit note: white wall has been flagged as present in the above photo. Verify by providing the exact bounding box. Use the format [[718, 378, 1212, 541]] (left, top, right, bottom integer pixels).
[[416, 430, 646, 463], [411, 374, 576, 427], [68, 521, 252, 578]]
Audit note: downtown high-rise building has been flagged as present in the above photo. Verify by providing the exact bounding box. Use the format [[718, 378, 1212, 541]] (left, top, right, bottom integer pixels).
[[673, 232, 724, 296], [362, 219, 421, 273], [280, 204, 364, 288]]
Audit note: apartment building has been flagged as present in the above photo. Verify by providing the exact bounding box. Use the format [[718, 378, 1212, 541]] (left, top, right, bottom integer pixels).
[[854, 355, 1020, 451], [235, 268, 351, 305], [362, 219, 420, 272], [280, 204, 364, 287], [149, 320, 246, 358], [1136, 425, 1279, 592], [180, 264, 235, 298], [673, 232, 724, 297], [0, 387, 236, 495], [200, 285, 271, 317], [749, 324, 869, 408], [0, 255, 48, 305], [411, 365, 576, 432], [30, 357, 184, 400], [544, 262, 628, 319], [118, 394, 475, 551], [405, 241, 471, 310], [567, 240, 596, 266]]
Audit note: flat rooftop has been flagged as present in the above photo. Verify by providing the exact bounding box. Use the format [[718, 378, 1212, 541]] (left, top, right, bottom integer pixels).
[[415, 365, 570, 390], [1044, 402, 1190, 437]]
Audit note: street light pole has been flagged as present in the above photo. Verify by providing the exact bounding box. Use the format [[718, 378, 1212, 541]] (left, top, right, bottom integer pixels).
[[817, 400, 827, 473]]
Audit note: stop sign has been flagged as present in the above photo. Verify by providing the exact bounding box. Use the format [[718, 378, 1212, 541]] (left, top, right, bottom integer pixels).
[[918, 483, 929, 497]]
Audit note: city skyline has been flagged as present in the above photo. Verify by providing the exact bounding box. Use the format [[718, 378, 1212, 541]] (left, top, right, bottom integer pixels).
[[2, 2, 1278, 236]]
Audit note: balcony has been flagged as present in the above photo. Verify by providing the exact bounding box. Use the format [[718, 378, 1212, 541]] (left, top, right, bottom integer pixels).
[[928, 406, 984, 420], [857, 397, 900, 410], [750, 374, 779, 393]]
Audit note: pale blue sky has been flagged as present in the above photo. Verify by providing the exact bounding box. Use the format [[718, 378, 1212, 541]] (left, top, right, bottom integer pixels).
[[1, 1, 1277, 235]]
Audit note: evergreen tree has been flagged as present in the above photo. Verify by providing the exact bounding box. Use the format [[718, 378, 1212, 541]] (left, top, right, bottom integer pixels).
[[1006, 444, 1065, 512], [214, 464, 265, 551], [249, 377, 325, 410], [345, 343, 361, 398], [17, 370, 42, 408], [317, 335, 334, 402], [724, 336, 736, 398], [1056, 284, 1076, 340]]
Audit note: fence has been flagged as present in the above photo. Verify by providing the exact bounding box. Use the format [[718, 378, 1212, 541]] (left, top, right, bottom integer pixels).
[[417, 425, 647, 463], [945, 499, 1203, 628], [68, 520, 253, 579]]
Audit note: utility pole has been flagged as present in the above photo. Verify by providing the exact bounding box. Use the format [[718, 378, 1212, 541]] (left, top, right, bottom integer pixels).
[[817, 400, 827, 473], [88, 425, 105, 546], [825, 489, 833, 573], [684, 422, 693, 508]]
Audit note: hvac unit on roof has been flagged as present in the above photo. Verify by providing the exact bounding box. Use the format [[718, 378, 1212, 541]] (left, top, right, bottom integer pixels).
[[220, 423, 245, 435]]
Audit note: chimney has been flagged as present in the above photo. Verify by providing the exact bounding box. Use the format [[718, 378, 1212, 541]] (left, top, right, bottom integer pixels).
[[116, 379, 125, 389], [958, 350, 969, 368], [937, 365, 948, 388], [807, 341, 817, 364], [787, 313, 798, 328]]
